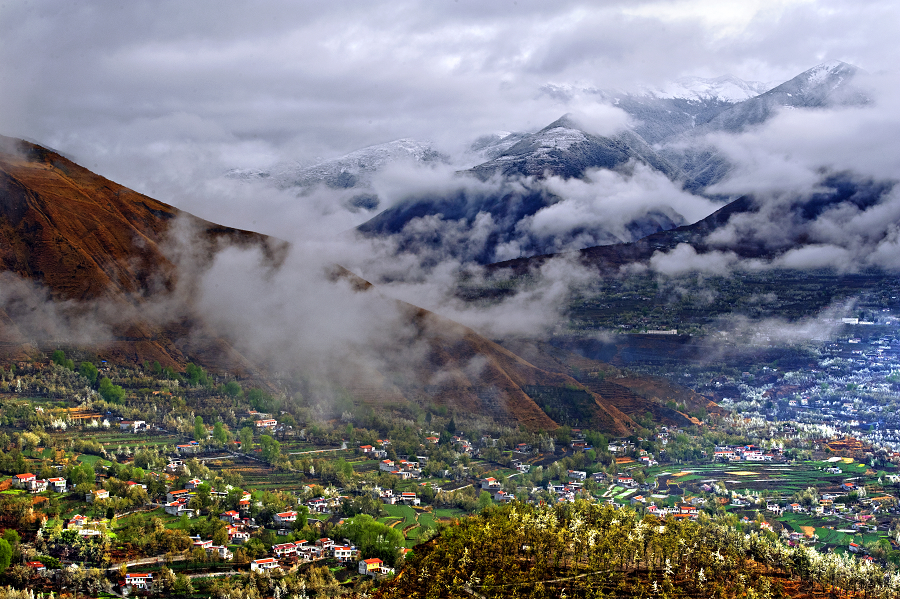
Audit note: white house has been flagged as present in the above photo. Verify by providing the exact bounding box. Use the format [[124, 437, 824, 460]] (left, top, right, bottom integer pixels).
[[273, 511, 298, 524], [123, 573, 153, 592], [251, 558, 280, 571]]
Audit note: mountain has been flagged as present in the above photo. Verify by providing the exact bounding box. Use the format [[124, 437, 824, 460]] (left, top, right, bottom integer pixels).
[[488, 170, 894, 280], [227, 138, 446, 211], [0, 134, 287, 371], [0, 135, 694, 434], [468, 114, 680, 180], [598, 75, 773, 145], [697, 61, 866, 134], [661, 61, 868, 191], [355, 114, 686, 264]]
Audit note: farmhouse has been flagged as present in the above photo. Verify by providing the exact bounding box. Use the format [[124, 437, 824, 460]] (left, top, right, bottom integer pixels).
[[123, 573, 153, 591], [274, 511, 298, 524], [359, 558, 385, 576], [251, 558, 280, 571], [12, 473, 36, 489]]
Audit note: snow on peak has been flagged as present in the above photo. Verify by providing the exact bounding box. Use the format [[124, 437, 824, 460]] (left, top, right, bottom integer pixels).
[[647, 75, 775, 103], [803, 61, 851, 86]]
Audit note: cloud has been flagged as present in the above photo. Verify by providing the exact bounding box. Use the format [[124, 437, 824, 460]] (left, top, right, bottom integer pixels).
[[649, 243, 739, 276]]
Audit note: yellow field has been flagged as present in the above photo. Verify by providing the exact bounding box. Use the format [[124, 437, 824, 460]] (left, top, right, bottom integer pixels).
[[730, 471, 756, 476]]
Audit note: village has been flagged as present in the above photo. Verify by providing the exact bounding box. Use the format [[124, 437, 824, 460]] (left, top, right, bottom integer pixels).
[[0, 353, 899, 595]]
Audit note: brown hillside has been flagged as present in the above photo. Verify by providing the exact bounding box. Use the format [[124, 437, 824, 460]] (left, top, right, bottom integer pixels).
[[500, 339, 720, 430], [0, 136, 286, 370]]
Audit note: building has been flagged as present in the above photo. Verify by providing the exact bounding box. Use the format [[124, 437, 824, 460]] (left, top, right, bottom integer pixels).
[[123, 573, 153, 592], [273, 543, 297, 557], [12, 473, 36, 489], [255, 419, 278, 429], [87, 489, 109, 503], [273, 511, 298, 524], [176, 442, 201, 455], [220, 510, 241, 524], [333, 545, 357, 562], [251, 558, 280, 571], [47, 478, 67, 493], [359, 558, 384, 576]]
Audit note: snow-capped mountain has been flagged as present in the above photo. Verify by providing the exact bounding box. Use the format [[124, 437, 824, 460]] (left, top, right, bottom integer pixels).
[[469, 115, 679, 181], [228, 138, 446, 190], [664, 61, 868, 191], [644, 75, 775, 103]]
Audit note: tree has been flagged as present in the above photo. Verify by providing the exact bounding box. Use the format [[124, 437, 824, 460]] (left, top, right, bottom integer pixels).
[[184, 363, 208, 386], [98, 377, 126, 403], [222, 381, 242, 398], [336, 514, 404, 566], [240, 427, 254, 452], [79, 361, 99, 385], [213, 421, 228, 444], [259, 435, 281, 463], [194, 416, 206, 441], [0, 538, 11, 573], [173, 572, 193, 597]]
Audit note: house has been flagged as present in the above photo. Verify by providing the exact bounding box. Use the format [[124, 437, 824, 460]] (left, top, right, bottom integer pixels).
[[567, 470, 587, 481], [119, 420, 146, 432], [26, 561, 46, 573], [849, 542, 861, 553], [398, 492, 420, 506], [425, 436, 439, 444], [359, 558, 384, 576], [68, 514, 87, 529], [27, 479, 48, 493], [123, 573, 153, 591], [679, 505, 699, 518], [251, 558, 280, 571], [482, 477, 501, 491], [379, 460, 395, 472], [87, 489, 109, 503], [359, 445, 374, 454], [617, 476, 636, 488], [228, 528, 250, 544], [185, 478, 203, 490], [12, 473, 36, 489], [333, 545, 357, 562], [316, 538, 335, 551], [166, 489, 192, 503], [255, 419, 278, 429], [176, 442, 201, 455], [274, 511, 298, 524], [208, 545, 232, 560], [164, 501, 195, 518], [494, 490, 515, 503], [220, 510, 241, 524], [273, 542, 297, 557], [193, 539, 213, 550], [47, 477, 67, 493]]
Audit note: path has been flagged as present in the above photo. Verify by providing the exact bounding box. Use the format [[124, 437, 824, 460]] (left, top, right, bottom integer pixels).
[[288, 448, 346, 456]]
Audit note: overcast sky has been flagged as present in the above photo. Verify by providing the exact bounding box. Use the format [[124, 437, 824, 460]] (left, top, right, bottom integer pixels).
[[1, 0, 897, 231]]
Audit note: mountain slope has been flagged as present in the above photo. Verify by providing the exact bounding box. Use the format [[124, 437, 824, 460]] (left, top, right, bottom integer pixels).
[[355, 115, 686, 263], [468, 115, 679, 180], [661, 61, 868, 191], [0, 135, 659, 433]]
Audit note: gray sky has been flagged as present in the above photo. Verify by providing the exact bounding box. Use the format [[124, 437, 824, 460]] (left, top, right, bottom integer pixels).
[[1, 0, 896, 229]]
